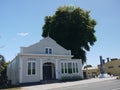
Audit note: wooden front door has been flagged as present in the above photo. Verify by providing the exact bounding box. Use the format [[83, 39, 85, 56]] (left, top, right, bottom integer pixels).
[[43, 63, 55, 80]]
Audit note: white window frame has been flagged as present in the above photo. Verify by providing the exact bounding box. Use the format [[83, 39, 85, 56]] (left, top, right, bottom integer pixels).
[[27, 61, 36, 76], [61, 63, 64, 74], [75, 63, 78, 73], [45, 47, 53, 54]]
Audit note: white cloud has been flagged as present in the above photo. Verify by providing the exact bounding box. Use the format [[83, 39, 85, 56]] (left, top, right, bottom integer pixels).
[[17, 32, 29, 37]]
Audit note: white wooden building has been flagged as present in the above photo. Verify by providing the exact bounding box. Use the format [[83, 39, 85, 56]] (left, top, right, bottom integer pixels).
[[7, 37, 83, 85]]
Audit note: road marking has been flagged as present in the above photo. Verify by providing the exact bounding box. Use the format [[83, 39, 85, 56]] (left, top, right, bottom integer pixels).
[[112, 88, 120, 90]]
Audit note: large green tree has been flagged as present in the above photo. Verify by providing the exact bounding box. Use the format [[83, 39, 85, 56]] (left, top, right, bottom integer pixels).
[[0, 54, 10, 88], [0, 54, 5, 73], [42, 6, 97, 64]]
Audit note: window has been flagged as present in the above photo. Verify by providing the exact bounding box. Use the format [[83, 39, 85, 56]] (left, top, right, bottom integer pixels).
[[32, 62, 36, 74], [68, 63, 72, 74], [49, 48, 52, 54], [61, 63, 64, 74], [76, 63, 78, 73], [73, 63, 76, 73], [27, 62, 36, 75], [28, 62, 31, 75], [65, 63, 67, 73], [45, 48, 48, 54], [45, 47, 52, 54]]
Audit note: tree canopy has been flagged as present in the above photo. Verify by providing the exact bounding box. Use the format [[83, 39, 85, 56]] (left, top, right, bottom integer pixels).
[[42, 6, 97, 64], [0, 54, 10, 88], [0, 54, 5, 73]]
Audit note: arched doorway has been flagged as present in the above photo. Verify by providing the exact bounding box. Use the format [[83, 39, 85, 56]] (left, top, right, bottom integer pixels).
[[43, 62, 56, 80]]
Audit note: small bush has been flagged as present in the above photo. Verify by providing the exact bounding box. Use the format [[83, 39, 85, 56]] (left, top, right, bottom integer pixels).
[[60, 76, 83, 82]]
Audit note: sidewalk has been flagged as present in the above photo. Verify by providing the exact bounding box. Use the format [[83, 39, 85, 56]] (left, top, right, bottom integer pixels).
[[21, 77, 116, 90]]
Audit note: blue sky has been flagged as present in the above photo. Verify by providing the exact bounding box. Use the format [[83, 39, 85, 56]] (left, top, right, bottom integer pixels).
[[0, 0, 120, 66]]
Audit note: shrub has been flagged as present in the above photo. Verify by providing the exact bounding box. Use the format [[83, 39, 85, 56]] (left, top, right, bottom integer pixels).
[[60, 76, 83, 82]]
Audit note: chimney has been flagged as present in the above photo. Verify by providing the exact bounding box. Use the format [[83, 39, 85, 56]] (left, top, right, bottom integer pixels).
[[103, 59, 105, 64], [100, 56, 103, 66], [107, 58, 110, 62]]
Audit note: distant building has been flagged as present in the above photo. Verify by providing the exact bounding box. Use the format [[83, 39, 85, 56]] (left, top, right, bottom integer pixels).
[[83, 67, 100, 78], [84, 58, 120, 78], [104, 58, 120, 76], [7, 37, 83, 85]]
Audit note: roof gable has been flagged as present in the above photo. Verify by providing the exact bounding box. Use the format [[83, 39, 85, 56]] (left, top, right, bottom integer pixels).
[[20, 37, 71, 55]]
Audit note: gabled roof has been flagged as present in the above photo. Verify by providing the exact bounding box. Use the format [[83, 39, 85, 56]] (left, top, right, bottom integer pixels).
[[20, 36, 72, 56]]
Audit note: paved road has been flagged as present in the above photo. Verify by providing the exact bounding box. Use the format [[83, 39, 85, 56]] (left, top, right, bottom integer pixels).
[[21, 77, 120, 90], [51, 79, 120, 90]]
